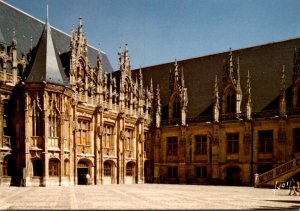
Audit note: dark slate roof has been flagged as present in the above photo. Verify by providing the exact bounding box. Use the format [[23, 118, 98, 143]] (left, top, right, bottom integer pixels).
[[132, 38, 300, 118], [25, 14, 69, 86], [0, 27, 5, 45], [0, 1, 113, 72]]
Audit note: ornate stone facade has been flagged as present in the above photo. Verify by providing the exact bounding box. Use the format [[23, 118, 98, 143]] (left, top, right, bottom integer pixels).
[[0, 9, 153, 186], [1, 2, 300, 187]]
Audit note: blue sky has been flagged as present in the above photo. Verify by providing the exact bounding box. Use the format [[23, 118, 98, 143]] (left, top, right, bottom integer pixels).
[[4, 0, 300, 71]]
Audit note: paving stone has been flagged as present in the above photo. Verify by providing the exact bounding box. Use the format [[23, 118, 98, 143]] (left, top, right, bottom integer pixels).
[[0, 184, 299, 210]]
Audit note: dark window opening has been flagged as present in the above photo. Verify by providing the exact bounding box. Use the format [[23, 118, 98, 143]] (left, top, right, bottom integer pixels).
[[32, 160, 43, 176], [167, 137, 178, 156], [172, 95, 181, 118], [168, 166, 178, 178], [195, 135, 207, 155], [227, 133, 239, 154], [195, 166, 207, 178], [226, 90, 236, 113], [259, 130, 273, 153], [294, 128, 300, 152]]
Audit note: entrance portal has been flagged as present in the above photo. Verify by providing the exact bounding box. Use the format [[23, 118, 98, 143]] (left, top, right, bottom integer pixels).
[[225, 166, 241, 185], [77, 161, 88, 185]]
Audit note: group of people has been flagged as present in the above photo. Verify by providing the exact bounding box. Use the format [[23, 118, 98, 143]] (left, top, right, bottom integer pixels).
[[288, 179, 300, 196], [274, 179, 300, 196]]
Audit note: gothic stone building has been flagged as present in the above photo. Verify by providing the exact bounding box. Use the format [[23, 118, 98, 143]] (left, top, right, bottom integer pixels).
[[1, 1, 300, 187], [0, 2, 154, 186]]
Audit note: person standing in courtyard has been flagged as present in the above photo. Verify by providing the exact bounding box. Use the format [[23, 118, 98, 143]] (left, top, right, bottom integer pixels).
[[86, 173, 90, 185]]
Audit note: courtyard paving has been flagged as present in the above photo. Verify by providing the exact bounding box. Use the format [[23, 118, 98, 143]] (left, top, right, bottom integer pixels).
[[0, 184, 299, 210]]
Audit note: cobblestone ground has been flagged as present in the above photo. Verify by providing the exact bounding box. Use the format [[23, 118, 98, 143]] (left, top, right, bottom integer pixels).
[[0, 184, 300, 210]]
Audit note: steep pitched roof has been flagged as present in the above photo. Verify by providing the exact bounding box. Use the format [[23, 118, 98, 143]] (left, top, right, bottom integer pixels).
[[0, 1, 113, 72], [0, 27, 5, 45], [132, 38, 300, 118], [25, 7, 69, 86]]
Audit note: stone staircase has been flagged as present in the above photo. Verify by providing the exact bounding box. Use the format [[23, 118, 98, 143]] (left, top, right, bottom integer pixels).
[[254, 156, 300, 188]]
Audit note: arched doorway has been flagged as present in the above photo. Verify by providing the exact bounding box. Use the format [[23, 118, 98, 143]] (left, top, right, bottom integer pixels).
[[126, 161, 136, 184], [32, 159, 43, 176], [144, 160, 153, 183], [103, 160, 115, 184], [77, 160, 89, 185], [3, 154, 13, 176], [225, 166, 241, 185]]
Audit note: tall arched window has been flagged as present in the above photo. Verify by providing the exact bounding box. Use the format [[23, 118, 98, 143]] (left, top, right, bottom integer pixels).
[[172, 95, 181, 118], [6, 62, 12, 73], [126, 162, 134, 176], [226, 90, 236, 113], [32, 104, 43, 136], [104, 162, 112, 176], [49, 111, 58, 138]]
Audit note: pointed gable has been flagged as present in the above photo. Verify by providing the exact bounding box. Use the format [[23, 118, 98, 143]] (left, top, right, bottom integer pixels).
[[25, 8, 69, 87]]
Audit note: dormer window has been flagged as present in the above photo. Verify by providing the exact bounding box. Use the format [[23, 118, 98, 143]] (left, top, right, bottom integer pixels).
[[226, 89, 236, 113], [172, 95, 181, 118]]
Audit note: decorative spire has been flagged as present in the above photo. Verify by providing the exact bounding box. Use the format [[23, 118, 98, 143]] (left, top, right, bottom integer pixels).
[[155, 84, 161, 128], [280, 65, 286, 96], [181, 66, 185, 88], [150, 78, 153, 95], [279, 65, 286, 117], [245, 70, 252, 120], [46, 4, 49, 25], [229, 48, 233, 78], [25, 5, 69, 86], [11, 27, 17, 48], [213, 75, 220, 123], [78, 16, 83, 34], [174, 59, 179, 83], [97, 47, 102, 70], [139, 65, 143, 88], [236, 56, 241, 91]]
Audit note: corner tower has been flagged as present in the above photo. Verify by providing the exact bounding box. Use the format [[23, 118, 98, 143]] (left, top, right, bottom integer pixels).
[[14, 6, 74, 187]]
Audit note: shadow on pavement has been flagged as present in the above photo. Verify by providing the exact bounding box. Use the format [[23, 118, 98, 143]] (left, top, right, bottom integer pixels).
[[254, 200, 300, 210]]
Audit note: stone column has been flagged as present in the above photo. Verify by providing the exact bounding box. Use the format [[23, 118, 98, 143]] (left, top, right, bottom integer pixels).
[[0, 95, 4, 149], [24, 92, 32, 187], [117, 112, 125, 184], [43, 107, 49, 186]]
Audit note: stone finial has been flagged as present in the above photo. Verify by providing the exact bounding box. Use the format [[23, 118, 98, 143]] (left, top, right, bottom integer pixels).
[[181, 66, 185, 88], [245, 70, 252, 120], [156, 84, 161, 128], [213, 75, 220, 123], [279, 65, 286, 117]]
